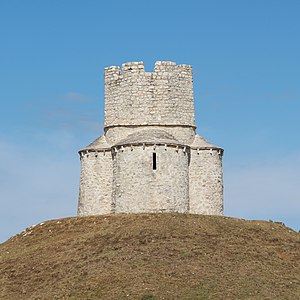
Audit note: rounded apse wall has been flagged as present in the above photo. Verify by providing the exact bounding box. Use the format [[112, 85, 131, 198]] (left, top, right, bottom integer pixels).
[[189, 149, 223, 215], [112, 144, 189, 213], [78, 151, 113, 216]]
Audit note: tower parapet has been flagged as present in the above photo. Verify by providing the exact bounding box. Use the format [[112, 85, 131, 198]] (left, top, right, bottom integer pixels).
[[104, 61, 196, 129]]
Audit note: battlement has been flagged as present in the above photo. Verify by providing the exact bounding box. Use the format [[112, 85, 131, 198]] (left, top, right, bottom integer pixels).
[[104, 60, 196, 128], [104, 61, 192, 82]]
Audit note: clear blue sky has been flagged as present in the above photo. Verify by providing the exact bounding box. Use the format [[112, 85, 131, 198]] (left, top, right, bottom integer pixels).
[[1, 0, 299, 242]]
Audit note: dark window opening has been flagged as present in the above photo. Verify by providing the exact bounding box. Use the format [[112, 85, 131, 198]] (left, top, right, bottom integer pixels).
[[153, 153, 157, 170]]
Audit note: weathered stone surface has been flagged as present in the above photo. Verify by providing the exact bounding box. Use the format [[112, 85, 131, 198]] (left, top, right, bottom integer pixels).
[[113, 145, 189, 214], [189, 148, 223, 215], [104, 61, 195, 128], [105, 125, 195, 145], [78, 149, 113, 215], [77, 61, 224, 216]]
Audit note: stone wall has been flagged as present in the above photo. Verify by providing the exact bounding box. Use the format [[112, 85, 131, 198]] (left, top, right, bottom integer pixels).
[[189, 149, 223, 215], [112, 145, 189, 213], [78, 151, 113, 216], [104, 61, 195, 128]]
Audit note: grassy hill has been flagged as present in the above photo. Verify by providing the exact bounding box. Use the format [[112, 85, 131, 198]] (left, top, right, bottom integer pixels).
[[0, 213, 299, 299]]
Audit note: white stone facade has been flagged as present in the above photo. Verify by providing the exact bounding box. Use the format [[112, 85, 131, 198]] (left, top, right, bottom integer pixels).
[[78, 61, 224, 216]]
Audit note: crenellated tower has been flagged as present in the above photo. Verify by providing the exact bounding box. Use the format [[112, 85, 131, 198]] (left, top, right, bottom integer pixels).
[[103, 61, 196, 145], [104, 61, 195, 127]]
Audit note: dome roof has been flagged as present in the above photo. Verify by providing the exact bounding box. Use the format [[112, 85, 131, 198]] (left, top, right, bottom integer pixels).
[[190, 134, 222, 149], [81, 135, 111, 151], [113, 129, 183, 146]]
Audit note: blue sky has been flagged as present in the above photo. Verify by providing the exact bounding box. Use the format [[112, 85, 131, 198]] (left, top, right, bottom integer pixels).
[[0, 0, 299, 242]]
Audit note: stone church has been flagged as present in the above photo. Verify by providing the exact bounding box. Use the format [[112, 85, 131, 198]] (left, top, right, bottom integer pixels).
[[78, 61, 224, 216]]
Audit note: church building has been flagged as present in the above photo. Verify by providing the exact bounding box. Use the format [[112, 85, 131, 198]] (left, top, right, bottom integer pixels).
[[78, 61, 224, 216]]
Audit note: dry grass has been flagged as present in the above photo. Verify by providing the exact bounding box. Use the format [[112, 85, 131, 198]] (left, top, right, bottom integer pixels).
[[0, 213, 299, 299]]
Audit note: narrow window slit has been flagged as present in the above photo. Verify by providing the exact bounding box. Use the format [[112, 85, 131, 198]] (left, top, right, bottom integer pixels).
[[153, 153, 157, 170]]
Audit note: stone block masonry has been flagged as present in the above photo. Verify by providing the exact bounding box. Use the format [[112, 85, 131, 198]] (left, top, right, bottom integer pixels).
[[104, 61, 195, 129], [77, 61, 224, 216]]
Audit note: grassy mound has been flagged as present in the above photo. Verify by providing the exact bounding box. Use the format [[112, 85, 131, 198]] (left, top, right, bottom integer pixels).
[[0, 213, 299, 299]]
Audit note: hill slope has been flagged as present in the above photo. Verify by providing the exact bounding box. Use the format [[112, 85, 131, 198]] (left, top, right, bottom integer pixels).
[[0, 214, 299, 299]]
